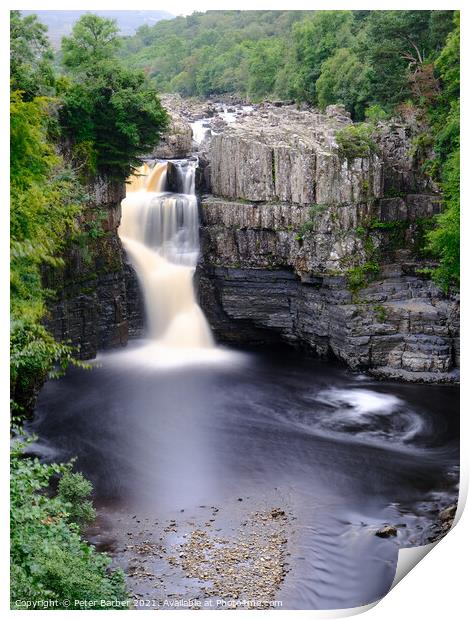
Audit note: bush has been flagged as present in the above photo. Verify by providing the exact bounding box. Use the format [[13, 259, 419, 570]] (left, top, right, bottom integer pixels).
[[346, 262, 380, 293], [10, 439, 129, 610], [335, 123, 377, 160], [10, 319, 84, 418], [364, 104, 388, 123], [58, 471, 96, 528]]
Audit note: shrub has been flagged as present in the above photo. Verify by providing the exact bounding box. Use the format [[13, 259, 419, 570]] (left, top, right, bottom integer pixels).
[[335, 123, 377, 160], [58, 471, 96, 528], [346, 262, 380, 293], [10, 439, 129, 610], [10, 319, 84, 418], [373, 304, 387, 322], [364, 104, 388, 123]]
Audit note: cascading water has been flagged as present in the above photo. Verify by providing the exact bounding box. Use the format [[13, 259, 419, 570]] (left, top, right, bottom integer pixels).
[[119, 159, 214, 351]]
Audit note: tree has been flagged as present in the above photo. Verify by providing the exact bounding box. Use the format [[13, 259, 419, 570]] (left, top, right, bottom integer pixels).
[[61, 14, 120, 70], [60, 15, 168, 180], [247, 39, 284, 101], [10, 10, 55, 99], [280, 11, 354, 102], [316, 48, 370, 118], [360, 11, 453, 110], [59, 61, 168, 179]]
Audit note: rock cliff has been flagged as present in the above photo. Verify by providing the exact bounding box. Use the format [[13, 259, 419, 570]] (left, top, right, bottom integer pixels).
[[196, 103, 459, 382], [43, 177, 144, 359]]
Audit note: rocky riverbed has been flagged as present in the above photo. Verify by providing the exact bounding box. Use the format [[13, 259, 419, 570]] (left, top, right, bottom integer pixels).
[[87, 494, 295, 610]]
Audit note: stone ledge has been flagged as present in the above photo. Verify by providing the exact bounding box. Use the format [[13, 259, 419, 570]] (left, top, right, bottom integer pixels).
[[369, 366, 460, 384]]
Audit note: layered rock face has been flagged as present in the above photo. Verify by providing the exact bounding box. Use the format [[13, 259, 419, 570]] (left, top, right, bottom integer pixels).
[[44, 177, 144, 359], [209, 106, 383, 205], [197, 104, 459, 382]]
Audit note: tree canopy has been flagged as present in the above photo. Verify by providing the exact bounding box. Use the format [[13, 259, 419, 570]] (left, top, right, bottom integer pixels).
[[10, 10, 55, 99], [119, 9, 455, 118], [59, 14, 168, 179], [61, 13, 121, 69]]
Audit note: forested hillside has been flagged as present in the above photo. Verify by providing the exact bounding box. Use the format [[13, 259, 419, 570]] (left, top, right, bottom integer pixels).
[[121, 10, 452, 115]]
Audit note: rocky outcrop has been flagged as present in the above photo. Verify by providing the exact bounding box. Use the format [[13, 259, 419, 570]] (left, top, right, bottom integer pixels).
[[196, 104, 459, 382], [149, 95, 193, 159], [44, 177, 145, 359], [198, 197, 459, 382], [208, 106, 383, 205]]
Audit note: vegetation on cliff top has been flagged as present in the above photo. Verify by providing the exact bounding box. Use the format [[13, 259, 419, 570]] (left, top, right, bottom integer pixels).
[[119, 10, 453, 117]]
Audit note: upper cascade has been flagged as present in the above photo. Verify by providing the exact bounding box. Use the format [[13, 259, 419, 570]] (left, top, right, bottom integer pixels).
[[119, 159, 213, 349]]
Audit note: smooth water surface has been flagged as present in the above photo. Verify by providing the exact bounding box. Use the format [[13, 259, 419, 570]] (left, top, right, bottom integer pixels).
[[30, 343, 459, 609]]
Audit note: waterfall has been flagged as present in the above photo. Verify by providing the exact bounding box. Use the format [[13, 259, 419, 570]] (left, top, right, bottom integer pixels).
[[119, 159, 214, 350]]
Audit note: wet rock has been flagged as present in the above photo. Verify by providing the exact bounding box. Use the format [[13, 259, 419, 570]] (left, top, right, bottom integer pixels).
[[375, 525, 398, 538], [439, 504, 457, 523]]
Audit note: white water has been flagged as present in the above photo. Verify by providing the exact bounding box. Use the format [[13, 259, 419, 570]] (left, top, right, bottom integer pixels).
[[191, 103, 254, 145], [119, 160, 214, 352]]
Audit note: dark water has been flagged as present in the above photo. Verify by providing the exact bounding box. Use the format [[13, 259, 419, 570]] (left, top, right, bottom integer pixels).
[[30, 341, 459, 610]]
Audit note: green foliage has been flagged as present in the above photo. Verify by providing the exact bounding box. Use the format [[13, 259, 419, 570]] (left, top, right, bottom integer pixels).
[[409, 132, 434, 168], [10, 90, 86, 416], [316, 48, 369, 117], [61, 14, 120, 70], [10, 10, 55, 99], [364, 105, 388, 123], [10, 439, 129, 609], [10, 92, 83, 318], [369, 219, 408, 231], [247, 39, 284, 101], [10, 319, 84, 418], [424, 12, 460, 291], [373, 305, 387, 322], [358, 10, 453, 112], [335, 123, 377, 160], [60, 15, 168, 180], [346, 262, 380, 294], [288, 11, 354, 101], [10, 88, 86, 408], [120, 11, 309, 100], [57, 471, 96, 527], [427, 150, 460, 291]]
